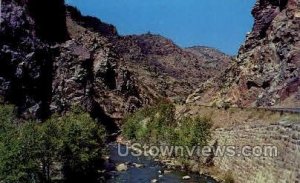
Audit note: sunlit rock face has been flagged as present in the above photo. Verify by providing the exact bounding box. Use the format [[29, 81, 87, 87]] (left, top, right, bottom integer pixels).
[[188, 0, 300, 108]]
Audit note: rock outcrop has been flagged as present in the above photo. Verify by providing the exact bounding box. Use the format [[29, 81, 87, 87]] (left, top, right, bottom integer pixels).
[[185, 46, 231, 70], [188, 0, 300, 108], [53, 8, 154, 128], [114, 34, 231, 103], [0, 0, 57, 119], [0, 1, 150, 130]]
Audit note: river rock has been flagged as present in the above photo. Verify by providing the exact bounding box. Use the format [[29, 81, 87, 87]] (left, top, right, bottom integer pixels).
[[158, 170, 164, 174], [116, 163, 128, 172], [164, 170, 172, 174], [133, 163, 144, 168], [151, 179, 158, 183], [182, 175, 191, 180]]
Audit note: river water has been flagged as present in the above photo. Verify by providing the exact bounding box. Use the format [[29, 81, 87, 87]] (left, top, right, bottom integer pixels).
[[106, 143, 217, 183]]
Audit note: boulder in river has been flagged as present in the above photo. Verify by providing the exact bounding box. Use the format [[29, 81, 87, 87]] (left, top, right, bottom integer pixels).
[[158, 170, 164, 174], [116, 163, 128, 172], [182, 175, 191, 180], [133, 163, 144, 168]]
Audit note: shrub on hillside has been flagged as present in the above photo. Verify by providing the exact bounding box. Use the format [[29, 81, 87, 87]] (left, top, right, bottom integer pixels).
[[122, 102, 175, 143], [174, 116, 212, 147], [122, 102, 212, 150]]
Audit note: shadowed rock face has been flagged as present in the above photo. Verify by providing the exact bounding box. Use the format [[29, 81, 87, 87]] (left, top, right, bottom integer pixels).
[[0, 0, 55, 119], [28, 0, 69, 42], [13, 0, 69, 42], [188, 0, 300, 108]]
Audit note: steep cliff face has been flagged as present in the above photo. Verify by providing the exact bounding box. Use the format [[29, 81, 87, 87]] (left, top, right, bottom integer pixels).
[[0, 0, 152, 128], [0, 0, 56, 119], [62, 8, 154, 126], [188, 0, 300, 107], [25, 0, 69, 42]]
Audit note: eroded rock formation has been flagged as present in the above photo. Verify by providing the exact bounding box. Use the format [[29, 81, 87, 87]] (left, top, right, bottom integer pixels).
[[188, 0, 300, 108]]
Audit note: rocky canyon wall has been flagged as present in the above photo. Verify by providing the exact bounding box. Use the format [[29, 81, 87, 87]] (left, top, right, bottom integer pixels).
[[0, 0, 152, 128], [188, 0, 300, 108]]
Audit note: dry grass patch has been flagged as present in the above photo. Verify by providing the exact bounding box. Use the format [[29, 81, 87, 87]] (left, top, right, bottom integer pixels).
[[176, 104, 299, 129]]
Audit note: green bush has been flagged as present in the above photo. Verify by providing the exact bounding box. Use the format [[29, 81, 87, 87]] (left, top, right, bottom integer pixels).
[[122, 102, 175, 143], [0, 105, 107, 183], [0, 106, 41, 183], [174, 116, 212, 147], [57, 112, 107, 182], [123, 102, 175, 143], [0, 105, 15, 135], [122, 102, 212, 149]]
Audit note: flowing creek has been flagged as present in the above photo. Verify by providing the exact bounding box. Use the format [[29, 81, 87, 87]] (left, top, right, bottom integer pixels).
[[107, 143, 217, 183]]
